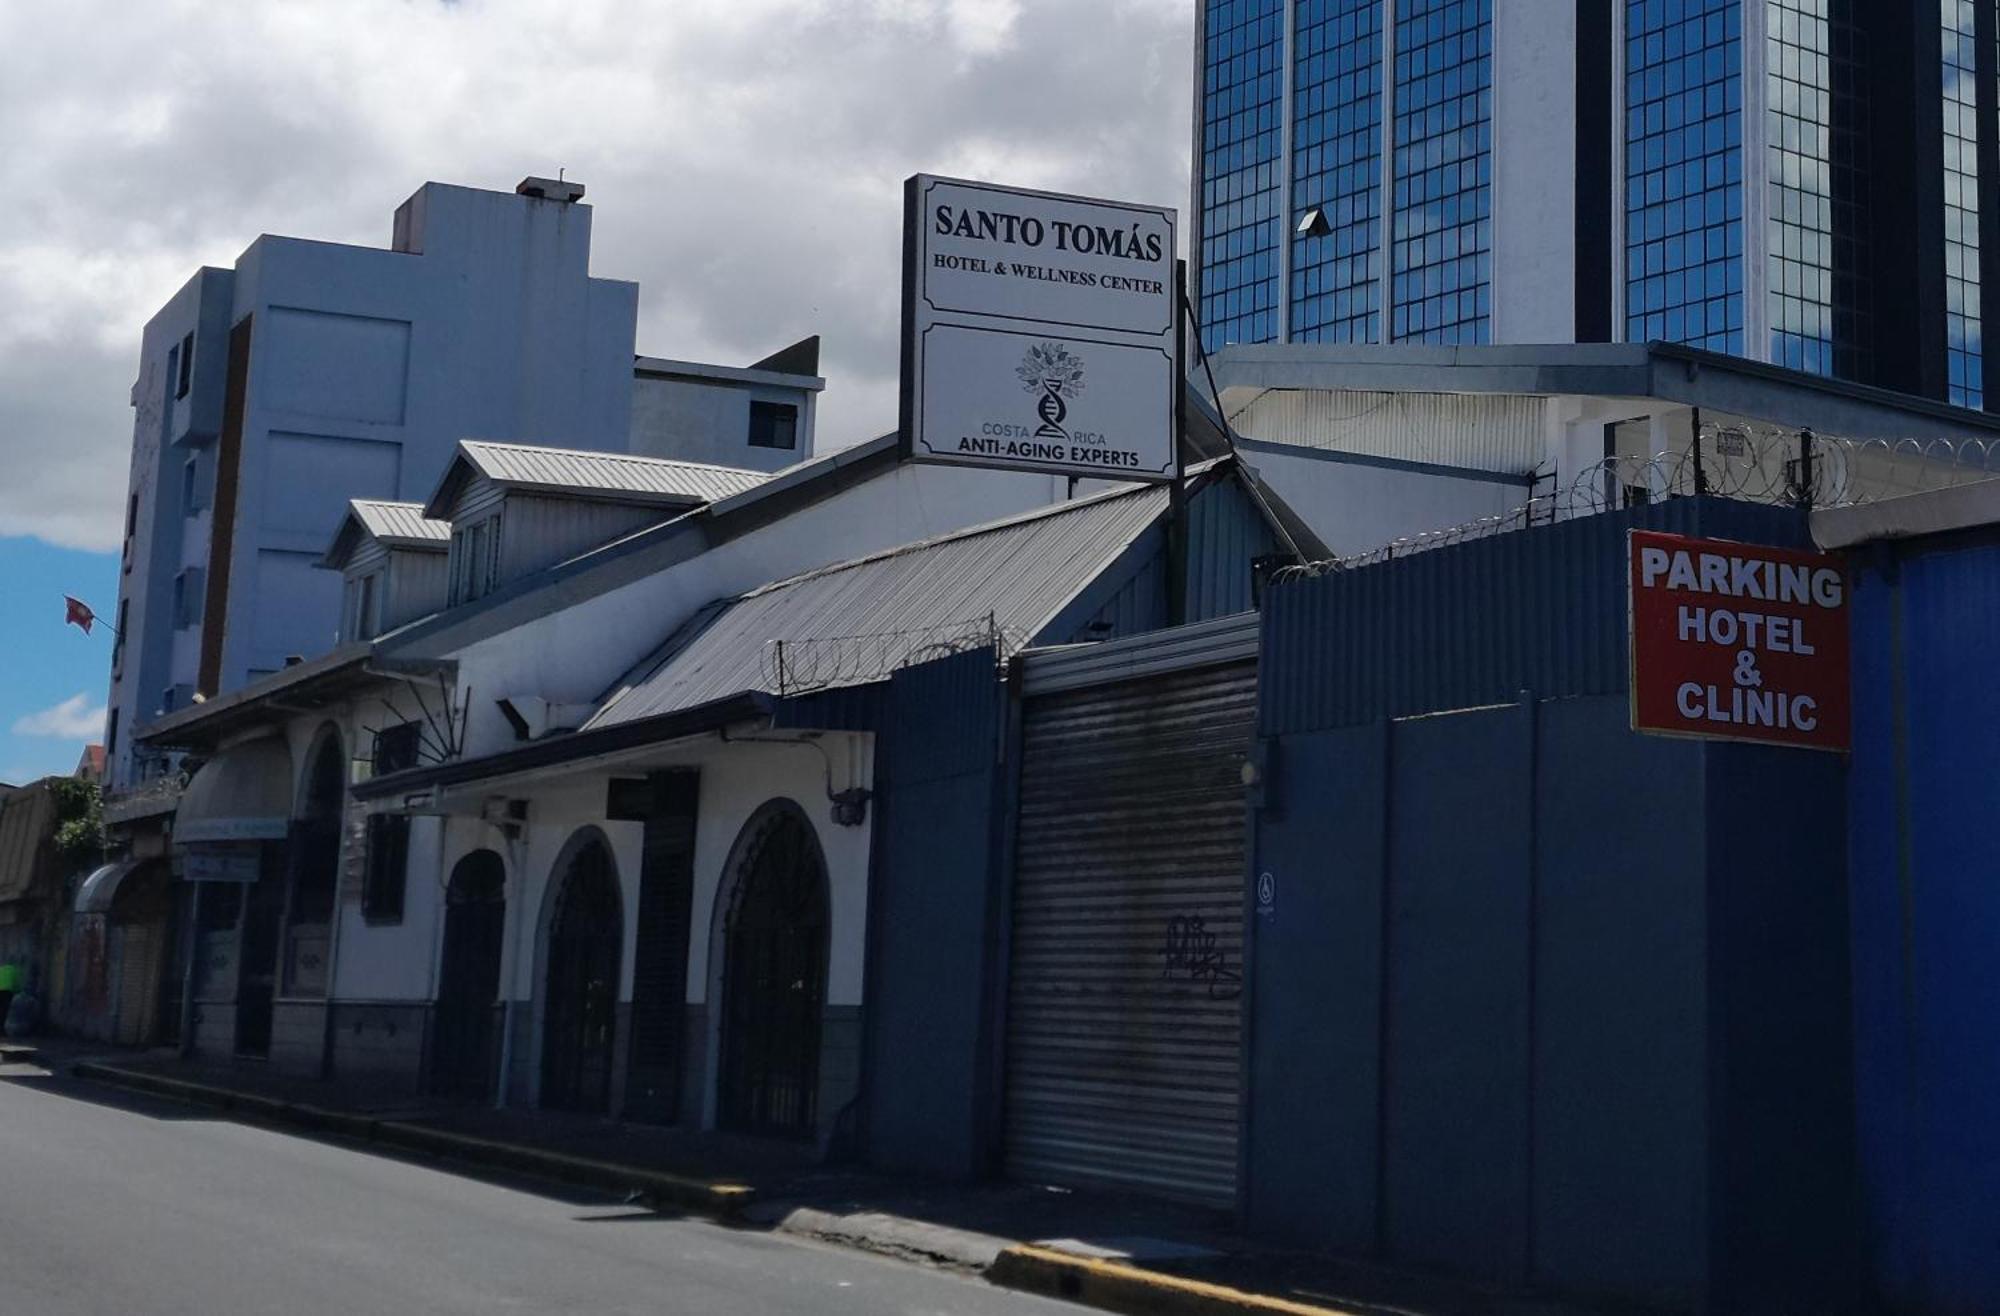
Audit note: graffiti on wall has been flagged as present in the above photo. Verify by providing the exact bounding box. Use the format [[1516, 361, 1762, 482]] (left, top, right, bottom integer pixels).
[[1162, 914, 1241, 1000]]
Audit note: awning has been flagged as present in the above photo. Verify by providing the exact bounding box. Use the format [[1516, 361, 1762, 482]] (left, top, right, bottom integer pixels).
[[174, 736, 295, 845], [76, 861, 141, 914]]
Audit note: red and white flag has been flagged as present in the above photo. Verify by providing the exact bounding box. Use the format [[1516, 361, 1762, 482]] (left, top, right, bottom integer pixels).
[[63, 596, 96, 635]]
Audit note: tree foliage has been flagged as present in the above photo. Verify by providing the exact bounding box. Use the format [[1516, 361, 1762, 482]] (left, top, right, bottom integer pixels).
[[46, 778, 104, 867]]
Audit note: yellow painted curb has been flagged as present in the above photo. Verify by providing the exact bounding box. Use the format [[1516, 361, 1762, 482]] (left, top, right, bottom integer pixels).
[[71, 1063, 755, 1219], [987, 1244, 1358, 1316]]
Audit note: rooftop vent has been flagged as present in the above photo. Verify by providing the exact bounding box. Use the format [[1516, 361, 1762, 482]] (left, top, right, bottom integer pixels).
[[517, 176, 586, 204]]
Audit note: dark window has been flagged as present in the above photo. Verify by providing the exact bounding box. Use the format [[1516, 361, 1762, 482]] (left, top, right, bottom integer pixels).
[[348, 572, 380, 641], [106, 707, 120, 762], [198, 879, 243, 932], [449, 515, 502, 605], [373, 722, 423, 775], [363, 814, 411, 924], [748, 400, 799, 450], [172, 569, 204, 629], [176, 331, 194, 399], [111, 599, 130, 672]]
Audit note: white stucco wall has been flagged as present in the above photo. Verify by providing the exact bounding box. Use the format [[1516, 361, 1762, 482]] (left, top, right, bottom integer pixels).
[[328, 814, 452, 1001], [447, 460, 1068, 761], [503, 776, 646, 1001], [685, 737, 874, 1009], [1244, 445, 1533, 557], [491, 733, 873, 1012]]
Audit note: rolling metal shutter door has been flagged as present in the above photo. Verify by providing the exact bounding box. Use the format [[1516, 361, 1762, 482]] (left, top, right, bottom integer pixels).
[[1005, 660, 1255, 1208]]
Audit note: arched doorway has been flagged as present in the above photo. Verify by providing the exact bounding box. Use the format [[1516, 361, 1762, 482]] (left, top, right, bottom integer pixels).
[[717, 804, 829, 1138], [432, 850, 506, 1099], [540, 836, 622, 1113]]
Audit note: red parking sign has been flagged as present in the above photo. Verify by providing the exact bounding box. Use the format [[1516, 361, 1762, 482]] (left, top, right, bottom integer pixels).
[[1629, 530, 1851, 752]]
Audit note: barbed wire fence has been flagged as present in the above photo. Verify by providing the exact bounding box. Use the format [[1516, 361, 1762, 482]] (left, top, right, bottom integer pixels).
[[1278, 427, 2000, 579], [759, 612, 1028, 696]]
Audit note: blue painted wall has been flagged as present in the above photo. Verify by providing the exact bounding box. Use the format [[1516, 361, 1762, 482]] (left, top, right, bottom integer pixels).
[[222, 183, 638, 684], [112, 183, 640, 785], [1248, 501, 1858, 1313], [1248, 697, 1716, 1310], [861, 646, 1010, 1176], [1848, 531, 2000, 1314]]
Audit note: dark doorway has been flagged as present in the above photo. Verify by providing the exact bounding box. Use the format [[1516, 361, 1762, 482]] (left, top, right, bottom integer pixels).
[[718, 805, 828, 1139], [625, 771, 700, 1125], [433, 851, 507, 1100], [234, 844, 287, 1057], [281, 733, 345, 1000], [541, 838, 621, 1113]]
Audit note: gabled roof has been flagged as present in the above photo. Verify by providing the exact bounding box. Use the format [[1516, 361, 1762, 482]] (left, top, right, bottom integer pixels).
[[322, 500, 450, 569], [421, 440, 771, 519], [584, 479, 1174, 729]]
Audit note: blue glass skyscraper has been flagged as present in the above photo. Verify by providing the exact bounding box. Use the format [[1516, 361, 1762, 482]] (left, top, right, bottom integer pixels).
[[1192, 0, 2000, 412]]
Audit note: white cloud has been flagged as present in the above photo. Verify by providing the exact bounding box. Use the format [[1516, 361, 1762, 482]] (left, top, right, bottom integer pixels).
[[0, 0, 1193, 552], [11, 692, 106, 740]]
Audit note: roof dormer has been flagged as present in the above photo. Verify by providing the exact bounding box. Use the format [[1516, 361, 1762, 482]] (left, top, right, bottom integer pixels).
[[321, 500, 451, 641], [420, 440, 769, 606]]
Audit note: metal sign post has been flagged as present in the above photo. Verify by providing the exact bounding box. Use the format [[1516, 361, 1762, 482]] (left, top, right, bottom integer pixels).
[[1167, 258, 1188, 626]]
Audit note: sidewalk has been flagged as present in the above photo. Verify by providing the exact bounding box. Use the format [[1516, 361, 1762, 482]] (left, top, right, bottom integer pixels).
[[10, 1039, 1626, 1316]]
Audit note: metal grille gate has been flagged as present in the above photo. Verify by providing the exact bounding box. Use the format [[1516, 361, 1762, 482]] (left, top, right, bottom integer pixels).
[[1004, 655, 1256, 1208]]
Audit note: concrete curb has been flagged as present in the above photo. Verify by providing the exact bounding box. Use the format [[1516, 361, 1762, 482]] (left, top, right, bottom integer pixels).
[[70, 1062, 756, 1221], [764, 1204, 1010, 1273], [986, 1244, 1358, 1316]]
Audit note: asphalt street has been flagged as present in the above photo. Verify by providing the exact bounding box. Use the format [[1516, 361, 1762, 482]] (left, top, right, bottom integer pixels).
[[0, 1063, 1074, 1316]]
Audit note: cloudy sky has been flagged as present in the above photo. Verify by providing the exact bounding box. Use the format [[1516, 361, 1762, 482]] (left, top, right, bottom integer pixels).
[[0, 0, 1194, 780]]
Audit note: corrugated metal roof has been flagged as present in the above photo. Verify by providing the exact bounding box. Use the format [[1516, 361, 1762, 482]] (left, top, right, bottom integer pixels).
[[351, 501, 450, 546], [323, 500, 450, 568], [586, 484, 1170, 728], [460, 441, 770, 505]]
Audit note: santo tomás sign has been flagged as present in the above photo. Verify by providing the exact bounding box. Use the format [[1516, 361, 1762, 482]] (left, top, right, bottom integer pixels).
[[1629, 530, 1851, 752], [899, 174, 1178, 482]]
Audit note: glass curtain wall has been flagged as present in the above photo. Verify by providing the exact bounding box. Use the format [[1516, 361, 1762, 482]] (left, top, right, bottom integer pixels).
[[1201, 0, 1287, 349], [1624, 0, 1745, 354], [1290, 0, 1384, 342], [1766, 0, 1835, 375], [1944, 0, 1984, 407], [1389, 0, 1493, 343]]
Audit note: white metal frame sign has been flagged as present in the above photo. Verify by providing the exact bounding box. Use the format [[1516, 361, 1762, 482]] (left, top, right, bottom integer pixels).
[[900, 175, 1179, 482]]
